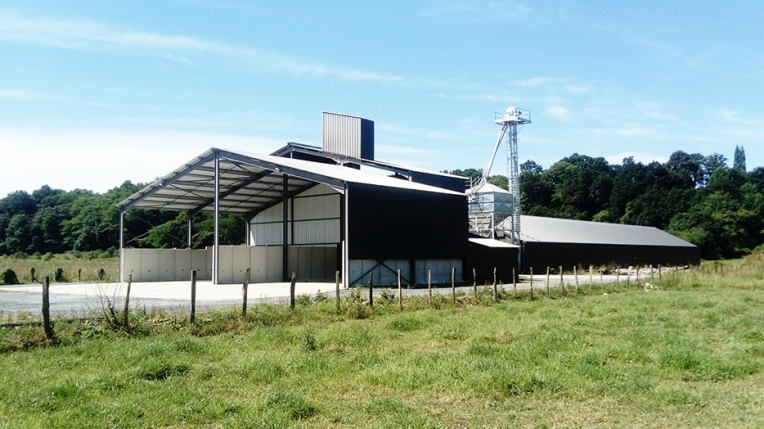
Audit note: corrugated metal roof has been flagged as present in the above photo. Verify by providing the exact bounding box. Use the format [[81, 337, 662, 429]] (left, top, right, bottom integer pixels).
[[117, 147, 462, 215], [469, 238, 519, 248], [517, 215, 696, 248], [271, 142, 464, 180]]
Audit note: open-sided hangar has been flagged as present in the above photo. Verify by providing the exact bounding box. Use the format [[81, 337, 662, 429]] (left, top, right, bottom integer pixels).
[[118, 112, 482, 287], [117, 112, 699, 287]]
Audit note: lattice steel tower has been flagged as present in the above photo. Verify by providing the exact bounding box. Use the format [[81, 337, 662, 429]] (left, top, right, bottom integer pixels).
[[482, 107, 531, 245]]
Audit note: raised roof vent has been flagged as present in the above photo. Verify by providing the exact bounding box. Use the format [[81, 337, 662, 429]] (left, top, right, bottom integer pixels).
[[322, 112, 374, 160]]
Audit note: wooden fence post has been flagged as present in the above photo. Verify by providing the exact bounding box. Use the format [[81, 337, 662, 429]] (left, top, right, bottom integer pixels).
[[545, 266, 550, 296], [574, 266, 579, 293], [451, 267, 456, 302], [658, 264, 662, 280], [529, 267, 534, 299], [600, 267, 603, 286], [473, 268, 477, 298], [368, 271, 374, 308], [398, 269, 403, 309], [190, 270, 197, 323], [559, 266, 564, 295], [493, 267, 498, 302], [428, 269, 432, 303], [513, 267, 517, 298], [289, 272, 297, 309], [636, 266, 641, 284], [589, 265, 593, 290], [650, 264, 654, 285], [626, 266, 632, 287], [123, 274, 132, 327], [42, 276, 53, 340], [78, 268, 81, 282], [335, 270, 341, 312], [616, 266, 620, 287], [242, 268, 251, 318]]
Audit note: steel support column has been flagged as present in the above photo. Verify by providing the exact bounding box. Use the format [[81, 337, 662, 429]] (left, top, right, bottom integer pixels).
[[213, 153, 220, 284], [343, 183, 349, 288], [187, 212, 193, 249], [119, 209, 125, 282], [282, 174, 289, 282]]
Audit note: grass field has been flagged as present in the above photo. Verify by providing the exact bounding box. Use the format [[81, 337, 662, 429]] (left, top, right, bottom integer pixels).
[[0, 254, 119, 284], [1, 255, 764, 428]]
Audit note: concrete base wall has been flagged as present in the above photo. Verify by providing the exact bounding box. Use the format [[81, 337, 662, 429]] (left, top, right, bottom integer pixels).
[[122, 245, 337, 284], [122, 248, 210, 282]]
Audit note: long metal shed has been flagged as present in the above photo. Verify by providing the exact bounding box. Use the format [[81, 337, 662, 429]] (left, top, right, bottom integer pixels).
[[518, 215, 701, 271], [117, 147, 467, 286]]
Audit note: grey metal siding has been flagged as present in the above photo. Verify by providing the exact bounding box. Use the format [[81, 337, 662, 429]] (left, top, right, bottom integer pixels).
[[322, 112, 374, 160], [250, 184, 341, 245]]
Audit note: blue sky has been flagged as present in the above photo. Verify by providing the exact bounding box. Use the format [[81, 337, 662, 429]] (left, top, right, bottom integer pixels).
[[1, 1, 763, 197]]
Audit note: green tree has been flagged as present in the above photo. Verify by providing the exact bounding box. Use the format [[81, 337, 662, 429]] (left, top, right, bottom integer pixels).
[[734, 145, 746, 172]]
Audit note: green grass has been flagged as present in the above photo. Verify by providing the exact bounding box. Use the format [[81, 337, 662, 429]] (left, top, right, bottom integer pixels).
[[0, 254, 118, 284], [2, 256, 764, 427]]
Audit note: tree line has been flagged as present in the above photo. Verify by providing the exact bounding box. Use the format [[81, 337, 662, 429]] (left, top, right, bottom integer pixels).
[[1, 146, 761, 260], [0, 181, 246, 258], [452, 146, 763, 259]]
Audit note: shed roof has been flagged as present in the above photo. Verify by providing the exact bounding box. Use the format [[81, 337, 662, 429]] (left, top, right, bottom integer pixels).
[[117, 147, 462, 216], [518, 215, 696, 248], [271, 142, 465, 180], [469, 238, 519, 248]]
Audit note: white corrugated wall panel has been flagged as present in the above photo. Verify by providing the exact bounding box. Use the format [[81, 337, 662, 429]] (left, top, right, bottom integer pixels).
[[299, 183, 337, 197], [293, 219, 340, 244], [323, 112, 362, 158], [293, 193, 339, 220]]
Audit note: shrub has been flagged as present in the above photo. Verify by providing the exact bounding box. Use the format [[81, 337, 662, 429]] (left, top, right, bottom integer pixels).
[[42, 252, 53, 261], [296, 294, 312, 306], [1, 269, 20, 285], [54, 267, 65, 282], [97, 268, 106, 281], [10, 251, 28, 260], [29, 267, 36, 282], [301, 328, 318, 351], [313, 290, 328, 303]]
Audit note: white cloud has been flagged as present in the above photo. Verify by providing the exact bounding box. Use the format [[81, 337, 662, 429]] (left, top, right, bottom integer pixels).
[[0, 128, 284, 196], [0, 89, 39, 100], [566, 85, 590, 93], [0, 13, 403, 84], [615, 127, 654, 137], [512, 77, 555, 87], [718, 108, 760, 126], [545, 105, 570, 120]]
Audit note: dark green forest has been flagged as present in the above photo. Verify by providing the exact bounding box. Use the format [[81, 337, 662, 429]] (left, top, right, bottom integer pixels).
[[1, 146, 762, 260], [0, 181, 246, 258]]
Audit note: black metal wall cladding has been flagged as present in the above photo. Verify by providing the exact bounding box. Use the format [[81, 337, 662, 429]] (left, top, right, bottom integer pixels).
[[465, 243, 519, 283], [347, 183, 468, 260], [521, 242, 701, 273]]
